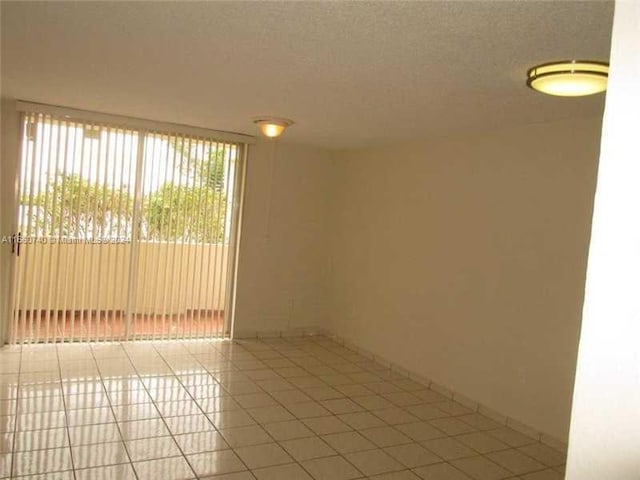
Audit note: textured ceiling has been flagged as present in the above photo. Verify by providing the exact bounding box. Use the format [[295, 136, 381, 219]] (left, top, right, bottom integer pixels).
[[1, 1, 613, 149]]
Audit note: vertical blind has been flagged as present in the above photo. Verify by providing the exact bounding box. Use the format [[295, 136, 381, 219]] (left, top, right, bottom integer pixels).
[[10, 104, 248, 344]]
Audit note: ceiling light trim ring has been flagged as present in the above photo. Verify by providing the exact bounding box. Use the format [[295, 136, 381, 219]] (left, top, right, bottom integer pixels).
[[526, 59, 609, 74], [526, 69, 609, 89], [253, 117, 294, 127], [526, 59, 609, 96]]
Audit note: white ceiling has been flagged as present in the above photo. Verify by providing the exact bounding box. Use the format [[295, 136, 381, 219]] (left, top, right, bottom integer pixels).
[[1, 1, 613, 149]]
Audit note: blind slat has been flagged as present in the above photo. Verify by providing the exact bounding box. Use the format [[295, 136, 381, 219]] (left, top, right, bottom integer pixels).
[[10, 109, 246, 344]]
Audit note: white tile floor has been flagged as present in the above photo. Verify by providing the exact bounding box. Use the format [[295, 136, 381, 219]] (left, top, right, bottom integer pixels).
[[0, 336, 567, 479]]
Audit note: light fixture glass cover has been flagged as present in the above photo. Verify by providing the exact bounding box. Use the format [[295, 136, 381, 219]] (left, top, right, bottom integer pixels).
[[253, 117, 294, 138], [527, 60, 609, 97]]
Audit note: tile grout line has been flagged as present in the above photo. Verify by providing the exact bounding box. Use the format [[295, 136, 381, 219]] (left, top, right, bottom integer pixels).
[[272, 337, 399, 480], [1, 337, 566, 480], [211, 338, 358, 478], [207, 340, 323, 478], [209, 337, 389, 479], [166, 335, 561, 477], [312, 335, 564, 475], [151, 341, 257, 479], [299, 340, 481, 479], [8, 345, 22, 480], [203, 335, 557, 477], [328, 333, 568, 453], [236, 337, 368, 480], [240, 336, 553, 479], [118, 344, 198, 478], [156, 338, 364, 480], [305, 336, 563, 477], [89, 342, 139, 480], [55, 344, 78, 480], [239, 337, 371, 480], [287, 337, 469, 480]]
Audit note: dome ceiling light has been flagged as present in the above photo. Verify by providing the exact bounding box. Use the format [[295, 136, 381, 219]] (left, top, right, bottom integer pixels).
[[527, 60, 609, 97], [253, 117, 294, 138]]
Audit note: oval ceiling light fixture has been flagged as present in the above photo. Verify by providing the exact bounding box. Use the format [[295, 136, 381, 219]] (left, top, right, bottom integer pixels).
[[527, 60, 609, 97], [253, 117, 294, 138]]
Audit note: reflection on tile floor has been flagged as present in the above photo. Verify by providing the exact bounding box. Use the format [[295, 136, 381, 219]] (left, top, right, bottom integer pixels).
[[0, 336, 566, 479]]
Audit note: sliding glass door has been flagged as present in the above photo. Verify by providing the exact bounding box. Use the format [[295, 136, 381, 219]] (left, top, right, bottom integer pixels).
[[128, 131, 242, 340], [9, 107, 246, 343]]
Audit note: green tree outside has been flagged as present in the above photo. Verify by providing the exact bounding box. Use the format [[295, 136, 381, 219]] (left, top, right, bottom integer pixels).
[[24, 173, 134, 238], [24, 144, 230, 243], [143, 140, 229, 242], [144, 183, 226, 242]]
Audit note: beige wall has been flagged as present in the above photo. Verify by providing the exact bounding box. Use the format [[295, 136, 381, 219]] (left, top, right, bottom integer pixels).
[[328, 117, 602, 441], [233, 140, 332, 337]]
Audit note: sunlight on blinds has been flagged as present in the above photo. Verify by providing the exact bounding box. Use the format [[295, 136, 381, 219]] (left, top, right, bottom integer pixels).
[[11, 109, 246, 343]]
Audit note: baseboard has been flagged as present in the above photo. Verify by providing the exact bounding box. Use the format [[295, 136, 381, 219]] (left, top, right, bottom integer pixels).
[[233, 326, 329, 339], [327, 333, 568, 454], [229, 328, 567, 453]]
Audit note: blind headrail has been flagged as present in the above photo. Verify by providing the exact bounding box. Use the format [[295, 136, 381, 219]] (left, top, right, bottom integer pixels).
[[16, 100, 255, 144]]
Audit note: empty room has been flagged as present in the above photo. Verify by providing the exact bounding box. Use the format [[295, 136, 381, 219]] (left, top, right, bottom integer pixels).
[[0, 1, 638, 480]]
